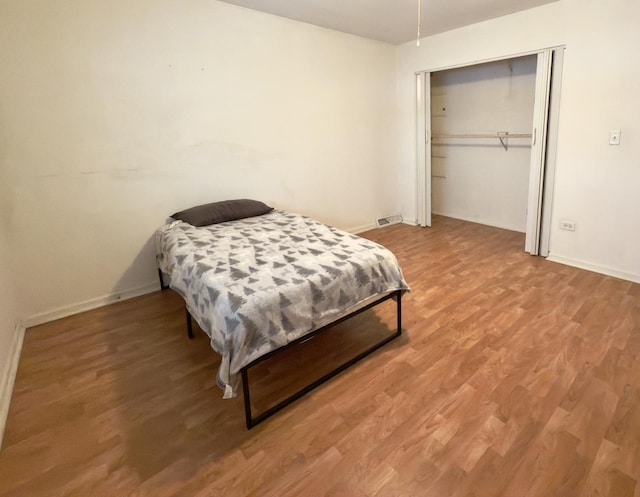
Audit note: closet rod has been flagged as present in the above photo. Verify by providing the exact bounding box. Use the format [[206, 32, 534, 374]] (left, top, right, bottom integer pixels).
[[431, 132, 532, 151], [431, 132, 532, 139]]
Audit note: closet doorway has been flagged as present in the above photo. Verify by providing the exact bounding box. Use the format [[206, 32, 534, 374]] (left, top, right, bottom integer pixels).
[[415, 48, 563, 256]]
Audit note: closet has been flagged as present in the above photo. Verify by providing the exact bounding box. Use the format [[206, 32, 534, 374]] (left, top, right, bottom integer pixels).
[[430, 55, 536, 233], [416, 49, 563, 256]]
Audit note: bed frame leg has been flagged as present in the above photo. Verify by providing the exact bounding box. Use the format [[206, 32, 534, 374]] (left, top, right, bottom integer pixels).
[[158, 269, 169, 290], [241, 369, 254, 429], [186, 308, 194, 339], [396, 291, 402, 338]]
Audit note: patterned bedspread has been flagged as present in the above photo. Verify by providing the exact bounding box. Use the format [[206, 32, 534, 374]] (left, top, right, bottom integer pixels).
[[156, 210, 409, 397]]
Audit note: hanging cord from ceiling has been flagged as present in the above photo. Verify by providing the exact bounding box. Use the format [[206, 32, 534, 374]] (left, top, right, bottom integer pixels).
[[417, 0, 421, 46]]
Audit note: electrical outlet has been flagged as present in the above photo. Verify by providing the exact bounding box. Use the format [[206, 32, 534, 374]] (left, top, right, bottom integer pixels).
[[609, 130, 621, 145], [560, 220, 576, 231]]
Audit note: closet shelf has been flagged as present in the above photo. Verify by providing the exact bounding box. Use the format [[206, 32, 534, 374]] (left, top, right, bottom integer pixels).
[[431, 131, 532, 151]]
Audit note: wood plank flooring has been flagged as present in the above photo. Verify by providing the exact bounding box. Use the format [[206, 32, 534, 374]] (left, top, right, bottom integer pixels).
[[1, 215, 639, 496]]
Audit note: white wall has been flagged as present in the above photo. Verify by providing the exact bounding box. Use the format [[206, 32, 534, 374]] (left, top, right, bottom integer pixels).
[[397, 0, 640, 283], [431, 56, 536, 232], [0, 0, 399, 323]]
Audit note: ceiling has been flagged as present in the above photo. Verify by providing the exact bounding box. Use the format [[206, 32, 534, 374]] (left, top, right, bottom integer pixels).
[[218, 0, 558, 45]]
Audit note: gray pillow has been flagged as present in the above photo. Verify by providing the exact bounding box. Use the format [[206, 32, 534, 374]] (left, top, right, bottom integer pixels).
[[171, 199, 273, 227]]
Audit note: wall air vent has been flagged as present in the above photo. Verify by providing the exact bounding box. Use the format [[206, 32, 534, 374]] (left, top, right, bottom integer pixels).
[[376, 214, 403, 228]]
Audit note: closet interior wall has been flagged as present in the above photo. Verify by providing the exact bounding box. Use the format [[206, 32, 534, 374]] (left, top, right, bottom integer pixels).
[[430, 55, 537, 233]]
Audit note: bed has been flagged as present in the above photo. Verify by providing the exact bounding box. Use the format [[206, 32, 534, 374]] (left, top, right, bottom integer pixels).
[[155, 199, 410, 428]]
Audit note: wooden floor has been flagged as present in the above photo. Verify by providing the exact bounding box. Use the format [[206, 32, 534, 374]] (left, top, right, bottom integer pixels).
[[1, 216, 639, 496]]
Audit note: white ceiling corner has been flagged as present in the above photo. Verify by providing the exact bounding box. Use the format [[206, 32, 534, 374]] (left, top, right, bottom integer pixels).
[[218, 0, 559, 45]]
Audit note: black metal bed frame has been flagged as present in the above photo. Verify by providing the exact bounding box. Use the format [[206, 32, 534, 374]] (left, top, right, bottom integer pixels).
[[158, 269, 403, 429]]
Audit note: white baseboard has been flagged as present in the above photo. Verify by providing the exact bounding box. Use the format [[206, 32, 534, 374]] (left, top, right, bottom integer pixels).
[[23, 281, 160, 329], [348, 223, 378, 235], [0, 323, 25, 450], [547, 254, 640, 284]]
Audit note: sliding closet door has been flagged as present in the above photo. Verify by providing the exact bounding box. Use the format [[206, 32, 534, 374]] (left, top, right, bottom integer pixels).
[[524, 50, 552, 255], [416, 72, 431, 227]]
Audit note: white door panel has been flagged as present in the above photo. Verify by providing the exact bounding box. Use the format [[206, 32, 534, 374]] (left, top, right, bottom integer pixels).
[[416, 72, 431, 227], [524, 50, 552, 255]]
